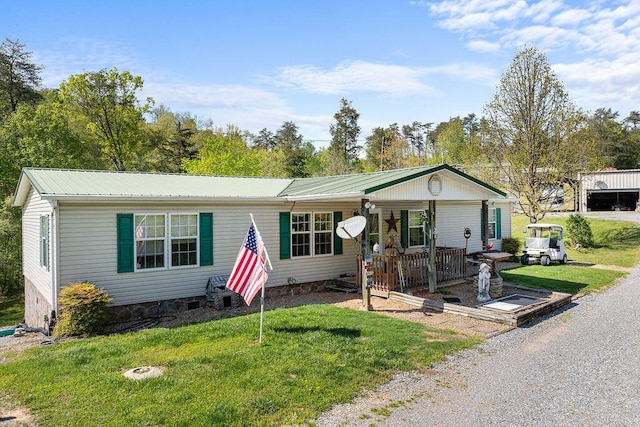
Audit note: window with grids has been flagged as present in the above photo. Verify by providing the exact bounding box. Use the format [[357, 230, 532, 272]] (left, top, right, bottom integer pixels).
[[291, 213, 311, 257], [40, 215, 49, 270], [291, 212, 333, 257], [134, 213, 199, 270], [409, 210, 427, 247], [313, 212, 333, 256], [135, 214, 166, 269], [170, 214, 198, 267], [488, 208, 497, 239]]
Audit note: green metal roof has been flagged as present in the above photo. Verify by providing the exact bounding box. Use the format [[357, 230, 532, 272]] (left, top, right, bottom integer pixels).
[[280, 164, 506, 198], [13, 164, 506, 206], [16, 169, 292, 202]]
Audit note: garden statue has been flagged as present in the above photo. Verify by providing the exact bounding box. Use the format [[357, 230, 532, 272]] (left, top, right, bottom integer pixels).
[[477, 262, 492, 302]]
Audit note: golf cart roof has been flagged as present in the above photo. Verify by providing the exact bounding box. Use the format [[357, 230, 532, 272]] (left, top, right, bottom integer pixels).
[[526, 223, 563, 229]]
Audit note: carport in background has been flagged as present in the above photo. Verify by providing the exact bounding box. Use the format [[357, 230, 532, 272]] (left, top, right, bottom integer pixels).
[[587, 189, 639, 211]]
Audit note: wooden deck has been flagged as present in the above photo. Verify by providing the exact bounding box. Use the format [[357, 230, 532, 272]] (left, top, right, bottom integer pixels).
[[389, 284, 573, 327], [356, 248, 468, 297]]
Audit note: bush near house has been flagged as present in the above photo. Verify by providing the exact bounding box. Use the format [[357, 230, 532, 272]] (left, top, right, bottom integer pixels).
[[565, 213, 594, 248], [501, 237, 521, 256], [53, 282, 111, 338]]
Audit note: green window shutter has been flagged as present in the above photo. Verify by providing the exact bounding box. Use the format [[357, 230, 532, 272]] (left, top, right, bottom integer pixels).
[[333, 211, 343, 255], [496, 208, 502, 239], [400, 210, 408, 249], [117, 214, 134, 273], [199, 213, 214, 266], [279, 212, 291, 259]]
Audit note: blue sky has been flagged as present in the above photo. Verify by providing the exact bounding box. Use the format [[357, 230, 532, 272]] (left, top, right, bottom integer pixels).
[[3, 1, 640, 147]]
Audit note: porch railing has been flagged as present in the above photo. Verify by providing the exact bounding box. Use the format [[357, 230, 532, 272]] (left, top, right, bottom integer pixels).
[[356, 248, 467, 296]]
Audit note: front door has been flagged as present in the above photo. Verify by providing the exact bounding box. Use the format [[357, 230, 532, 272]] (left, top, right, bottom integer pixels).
[[368, 208, 382, 253]]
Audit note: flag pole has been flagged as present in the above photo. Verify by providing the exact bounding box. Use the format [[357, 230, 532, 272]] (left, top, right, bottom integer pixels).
[[250, 213, 272, 343]]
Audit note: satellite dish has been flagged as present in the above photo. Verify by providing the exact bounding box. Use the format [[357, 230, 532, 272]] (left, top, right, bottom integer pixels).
[[336, 216, 367, 240]]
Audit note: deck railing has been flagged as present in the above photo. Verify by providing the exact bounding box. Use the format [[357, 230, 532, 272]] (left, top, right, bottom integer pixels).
[[356, 248, 467, 296]]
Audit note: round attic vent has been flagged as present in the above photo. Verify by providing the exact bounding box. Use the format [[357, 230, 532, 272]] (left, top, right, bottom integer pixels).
[[428, 175, 442, 196]]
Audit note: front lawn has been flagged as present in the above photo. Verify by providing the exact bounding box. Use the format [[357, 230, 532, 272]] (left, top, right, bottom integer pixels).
[[500, 264, 625, 294], [504, 215, 638, 294], [511, 214, 640, 267], [0, 304, 480, 426]]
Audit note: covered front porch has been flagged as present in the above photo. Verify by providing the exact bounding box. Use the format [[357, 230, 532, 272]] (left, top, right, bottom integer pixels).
[[356, 247, 469, 297]]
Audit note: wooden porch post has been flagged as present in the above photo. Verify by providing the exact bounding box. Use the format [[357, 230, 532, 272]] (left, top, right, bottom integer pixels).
[[361, 199, 373, 311], [428, 200, 437, 293]]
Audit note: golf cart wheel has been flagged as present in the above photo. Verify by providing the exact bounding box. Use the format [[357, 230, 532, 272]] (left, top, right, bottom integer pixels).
[[540, 255, 551, 266], [560, 254, 568, 264], [520, 255, 529, 265]]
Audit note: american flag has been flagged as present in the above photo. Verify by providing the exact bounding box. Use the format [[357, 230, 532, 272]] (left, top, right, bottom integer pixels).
[[226, 224, 268, 306]]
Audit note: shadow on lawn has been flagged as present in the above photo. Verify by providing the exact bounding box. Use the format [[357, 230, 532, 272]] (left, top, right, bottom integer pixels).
[[499, 272, 588, 294], [272, 325, 361, 338]]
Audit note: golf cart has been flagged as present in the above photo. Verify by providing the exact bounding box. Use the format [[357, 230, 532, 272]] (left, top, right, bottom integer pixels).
[[520, 223, 567, 266]]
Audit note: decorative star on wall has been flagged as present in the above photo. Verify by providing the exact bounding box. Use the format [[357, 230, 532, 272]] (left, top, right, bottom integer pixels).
[[385, 211, 399, 233]]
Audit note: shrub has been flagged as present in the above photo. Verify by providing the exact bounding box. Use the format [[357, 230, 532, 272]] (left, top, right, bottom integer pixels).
[[53, 282, 111, 338], [501, 237, 521, 255], [565, 213, 593, 248]]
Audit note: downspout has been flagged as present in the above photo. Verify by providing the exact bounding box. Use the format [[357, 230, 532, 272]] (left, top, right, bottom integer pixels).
[[51, 200, 60, 330]]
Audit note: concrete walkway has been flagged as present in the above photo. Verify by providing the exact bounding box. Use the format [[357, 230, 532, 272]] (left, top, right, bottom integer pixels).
[[315, 264, 640, 426]]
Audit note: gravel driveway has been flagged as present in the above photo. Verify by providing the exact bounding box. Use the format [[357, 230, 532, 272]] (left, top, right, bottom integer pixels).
[[315, 263, 640, 426]]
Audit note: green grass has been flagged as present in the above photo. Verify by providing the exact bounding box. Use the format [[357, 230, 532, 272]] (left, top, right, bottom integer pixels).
[[505, 214, 639, 294], [511, 214, 640, 267], [500, 265, 625, 294], [0, 293, 24, 327], [0, 304, 480, 426]]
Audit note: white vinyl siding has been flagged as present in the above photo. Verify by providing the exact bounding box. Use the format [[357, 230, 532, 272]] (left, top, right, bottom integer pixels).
[[22, 189, 54, 305], [57, 202, 355, 307]]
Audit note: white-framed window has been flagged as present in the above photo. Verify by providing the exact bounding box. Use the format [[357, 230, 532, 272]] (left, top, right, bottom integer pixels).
[[488, 208, 497, 240], [314, 212, 333, 256], [368, 208, 381, 253], [408, 210, 427, 247], [134, 213, 199, 271], [291, 212, 333, 257], [40, 215, 49, 270], [170, 214, 198, 267], [291, 213, 311, 257]]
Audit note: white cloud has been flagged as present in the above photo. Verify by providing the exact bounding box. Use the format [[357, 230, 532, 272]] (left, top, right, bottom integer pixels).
[[466, 40, 502, 53], [426, 0, 640, 115], [266, 61, 437, 96]]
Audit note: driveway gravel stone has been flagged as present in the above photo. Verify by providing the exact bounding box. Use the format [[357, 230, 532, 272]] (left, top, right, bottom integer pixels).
[[314, 264, 640, 427]]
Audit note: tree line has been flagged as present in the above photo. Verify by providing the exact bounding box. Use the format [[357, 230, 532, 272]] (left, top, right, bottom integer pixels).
[[1, 39, 640, 295]]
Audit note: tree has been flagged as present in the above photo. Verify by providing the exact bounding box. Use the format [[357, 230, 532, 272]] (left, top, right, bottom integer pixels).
[[402, 121, 431, 160], [251, 128, 277, 151], [182, 125, 262, 176], [273, 121, 310, 177], [328, 98, 361, 173], [0, 38, 43, 119], [481, 47, 597, 223], [0, 90, 92, 195], [364, 124, 409, 171], [144, 105, 198, 173], [60, 68, 153, 171]]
